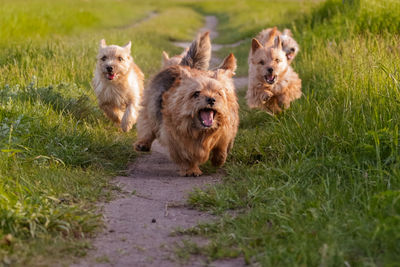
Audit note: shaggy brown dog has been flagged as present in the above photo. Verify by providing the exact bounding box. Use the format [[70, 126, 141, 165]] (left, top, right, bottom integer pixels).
[[256, 27, 300, 64], [135, 32, 239, 176], [93, 39, 144, 132], [246, 28, 302, 114]]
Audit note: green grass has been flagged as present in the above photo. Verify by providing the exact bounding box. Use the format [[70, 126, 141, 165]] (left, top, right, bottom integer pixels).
[[186, 0, 400, 265], [1, 0, 400, 265], [0, 0, 202, 265]]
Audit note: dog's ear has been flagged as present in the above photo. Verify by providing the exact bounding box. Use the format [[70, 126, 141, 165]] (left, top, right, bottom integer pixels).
[[217, 53, 237, 77], [267, 27, 278, 41], [162, 51, 170, 61], [99, 39, 107, 49], [123, 41, 132, 52], [180, 31, 211, 71], [274, 35, 282, 50], [161, 51, 170, 67], [179, 47, 189, 57], [283, 29, 293, 37], [251, 38, 263, 53]]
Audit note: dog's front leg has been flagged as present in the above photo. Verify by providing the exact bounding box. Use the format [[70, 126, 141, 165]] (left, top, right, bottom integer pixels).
[[121, 103, 137, 132], [134, 110, 156, 152], [267, 96, 282, 114], [211, 142, 229, 167], [100, 103, 124, 124]]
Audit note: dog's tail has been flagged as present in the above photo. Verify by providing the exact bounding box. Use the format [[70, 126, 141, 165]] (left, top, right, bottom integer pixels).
[[180, 32, 211, 71]]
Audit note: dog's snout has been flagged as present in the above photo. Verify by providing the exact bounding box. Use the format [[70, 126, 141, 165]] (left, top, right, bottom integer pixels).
[[106, 66, 113, 72], [207, 97, 216, 106], [267, 68, 273, 74]]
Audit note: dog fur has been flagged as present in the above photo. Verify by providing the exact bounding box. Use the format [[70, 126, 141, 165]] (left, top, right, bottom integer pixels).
[[135, 32, 239, 176], [161, 48, 188, 68], [256, 27, 299, 64], [246, 28, 302, 114], [93, 39, 144, 132]]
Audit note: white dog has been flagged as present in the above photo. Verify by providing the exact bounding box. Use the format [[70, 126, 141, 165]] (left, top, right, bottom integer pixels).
[[92, 39, 144, 132]]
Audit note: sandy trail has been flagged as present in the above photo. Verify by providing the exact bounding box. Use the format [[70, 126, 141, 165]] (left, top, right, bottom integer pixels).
[[118, 11, 158, 29], [73, 16, 245, 267], [73, 142, 242, 266]]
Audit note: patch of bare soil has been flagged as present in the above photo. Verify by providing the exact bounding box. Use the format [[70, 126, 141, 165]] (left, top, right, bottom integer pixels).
[[117, 11, 158, 29], [73, 142, 243, 266]]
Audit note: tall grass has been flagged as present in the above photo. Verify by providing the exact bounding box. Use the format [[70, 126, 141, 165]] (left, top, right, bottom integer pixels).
[[188, 0, 400, 265], [1, 0, 399, 265]]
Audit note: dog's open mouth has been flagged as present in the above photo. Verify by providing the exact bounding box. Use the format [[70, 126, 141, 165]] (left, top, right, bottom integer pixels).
[[107, 73, 116, 80], [264, 74, 277, 84], [287, 53, 294, 60], [199, 108, 215, 128]]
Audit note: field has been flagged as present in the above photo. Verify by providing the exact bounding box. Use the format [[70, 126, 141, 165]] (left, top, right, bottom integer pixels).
[[1, 0, 400, 266]]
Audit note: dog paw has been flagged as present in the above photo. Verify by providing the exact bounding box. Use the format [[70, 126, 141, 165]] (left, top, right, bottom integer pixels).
[[134, 142, 151, 152], [180, 168, 202, 177], [262, 91, 274, 102], [121, 124, 132, 132]]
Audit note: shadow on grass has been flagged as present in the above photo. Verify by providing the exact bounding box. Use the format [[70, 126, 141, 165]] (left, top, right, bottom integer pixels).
[[0, 83, 135, 170]]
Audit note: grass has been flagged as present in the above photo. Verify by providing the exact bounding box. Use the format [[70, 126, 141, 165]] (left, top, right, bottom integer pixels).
[[1, 0, 400, 266], [185, 0, 400, 266], [0, 0, 202, 265]]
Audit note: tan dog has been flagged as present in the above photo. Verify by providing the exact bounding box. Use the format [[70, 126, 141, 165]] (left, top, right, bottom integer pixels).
[[246, 28, 302, 114], [161, 48, 188, 68], [135, 32, 239, 176], [256, 27, 300, 64], [93, 39, 144, 132]]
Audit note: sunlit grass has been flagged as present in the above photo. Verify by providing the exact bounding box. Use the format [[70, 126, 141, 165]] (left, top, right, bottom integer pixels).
[[188, 0, 400, 265], [1, 0, 400, 265]]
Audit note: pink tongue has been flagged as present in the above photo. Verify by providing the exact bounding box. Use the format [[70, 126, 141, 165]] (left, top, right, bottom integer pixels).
[[287, 54, 293, 60], [267, 74, 274, 81], [200, 110, 214, 127], [107, 74, 115, 80]]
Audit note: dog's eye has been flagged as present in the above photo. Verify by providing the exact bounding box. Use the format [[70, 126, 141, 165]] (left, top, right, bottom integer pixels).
[[259, 60, 265, 65], [101, 56, 107, 61], [192, 91, 200, 98], [118, 56, 124, 61], [275, 59, 281, 63], [290, 47, 295, 52]]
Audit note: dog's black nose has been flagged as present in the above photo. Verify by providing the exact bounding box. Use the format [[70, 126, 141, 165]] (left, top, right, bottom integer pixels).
[[207, 97, 216, 106], [106, 66, 113, 72], [267, 68, 273, 74]]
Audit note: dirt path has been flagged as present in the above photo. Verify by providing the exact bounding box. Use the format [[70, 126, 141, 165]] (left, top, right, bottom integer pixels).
[[118, 11, 158, 29], [73, 16, 245, 267]]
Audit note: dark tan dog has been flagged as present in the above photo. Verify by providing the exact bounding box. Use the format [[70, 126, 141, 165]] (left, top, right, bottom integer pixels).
[[247, 27, 302, 114], [135, 32, 239, 176]]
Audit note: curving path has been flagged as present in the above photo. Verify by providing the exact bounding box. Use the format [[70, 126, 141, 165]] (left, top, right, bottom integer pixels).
[[73, 16, 245, 267]]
